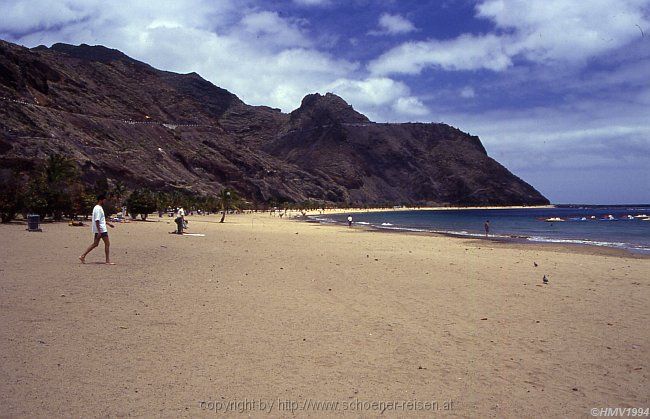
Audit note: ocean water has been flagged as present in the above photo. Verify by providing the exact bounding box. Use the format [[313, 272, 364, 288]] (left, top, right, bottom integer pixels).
[[311, 206, 650, 254]]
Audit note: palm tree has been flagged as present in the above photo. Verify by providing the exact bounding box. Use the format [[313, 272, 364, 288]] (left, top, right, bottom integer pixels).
[[44, 154, 77, 184], [111, 180, 127, 207], [44, 155, 79, 220], [218, 188, 238, 223]]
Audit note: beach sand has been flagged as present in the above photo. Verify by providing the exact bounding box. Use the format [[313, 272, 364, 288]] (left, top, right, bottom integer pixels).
[[0, 213, 648, 417]]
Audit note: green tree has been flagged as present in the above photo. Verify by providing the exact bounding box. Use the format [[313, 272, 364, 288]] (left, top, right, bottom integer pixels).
[[93, 177, 121, 213], [70, 183, 96, 219], [166, 191, 184, 210], [202, 195, 220, 213], [126, 188, 157, 220], [23, 173, 49, 219], [43, 154, 79, 220], [111, 180, 127, 207], [155, 191, 171, 217]]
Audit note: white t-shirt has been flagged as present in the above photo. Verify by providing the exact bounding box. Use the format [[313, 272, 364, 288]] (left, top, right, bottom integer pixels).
[[92, 204, 107, 233], [347, 216, 353, 222]]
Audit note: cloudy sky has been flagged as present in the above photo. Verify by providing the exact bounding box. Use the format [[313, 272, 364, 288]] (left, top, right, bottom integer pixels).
[[1, 0, 649, 203]]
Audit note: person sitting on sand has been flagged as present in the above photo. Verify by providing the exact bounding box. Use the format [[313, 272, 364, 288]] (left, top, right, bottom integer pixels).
[[79, 194, 115, 264], [173, 207, 186, 234], [174, 215, 184, 234]]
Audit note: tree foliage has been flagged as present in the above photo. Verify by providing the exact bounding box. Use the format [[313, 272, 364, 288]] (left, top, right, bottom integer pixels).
[[0, 169, 24, 223], [111, 180, 127, 207], [0, 155, 251, 225], [41, 155, 80, 220], [126, 188, 157, 220]]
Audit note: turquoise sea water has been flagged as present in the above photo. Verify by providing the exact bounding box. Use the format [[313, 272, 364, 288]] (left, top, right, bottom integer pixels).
[[311, 206, 650, 254]]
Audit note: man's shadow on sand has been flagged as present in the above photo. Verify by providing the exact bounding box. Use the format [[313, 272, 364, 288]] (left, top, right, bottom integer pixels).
[[79, 261, 116, 265]]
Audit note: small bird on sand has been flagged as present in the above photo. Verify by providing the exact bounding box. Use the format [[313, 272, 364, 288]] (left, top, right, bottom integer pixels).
[[543, 275, 548, 284], [534, 262, 538, 267]]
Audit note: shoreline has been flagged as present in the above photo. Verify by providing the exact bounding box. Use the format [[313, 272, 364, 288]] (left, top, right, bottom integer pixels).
[[9, 206, 648, 258], [300, 213, 650, 259]]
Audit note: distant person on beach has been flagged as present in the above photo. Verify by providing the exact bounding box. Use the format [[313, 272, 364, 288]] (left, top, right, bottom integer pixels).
[[174, 207, 185, 234], [484, 220, 490, 237], [347, 215, 353, 227], [174, 216, 184, 234], [79, 194, 115, 264]]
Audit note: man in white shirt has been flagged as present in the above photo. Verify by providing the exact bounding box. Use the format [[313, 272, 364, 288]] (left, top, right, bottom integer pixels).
[[79, 193, 115, 264]]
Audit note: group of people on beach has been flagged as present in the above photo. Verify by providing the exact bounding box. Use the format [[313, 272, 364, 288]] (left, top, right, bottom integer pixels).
[[78, 194, 494, 264], [79, 194, 190, 264]]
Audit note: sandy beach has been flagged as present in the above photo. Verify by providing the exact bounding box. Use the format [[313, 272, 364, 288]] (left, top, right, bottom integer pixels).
[[0, 213, 648, 417], [298, 205, 556, 216]]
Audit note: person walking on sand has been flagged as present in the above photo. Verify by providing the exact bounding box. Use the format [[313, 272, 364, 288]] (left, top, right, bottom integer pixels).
[[79, 194, 115, 264], [347, 215, 353, 227], [484, 220, 490, 237]]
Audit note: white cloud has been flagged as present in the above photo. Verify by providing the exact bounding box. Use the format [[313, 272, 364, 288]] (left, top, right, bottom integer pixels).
[[0, 0, 234, 35], [370, 13, 417, 35], [0, 0, 433, 118], [369, 34, 511, 74], [392, 97, 429, 116], [369, 0, 650, 75], [0, 0, 88, 34], [322, 77, 429, 120], [238, 11, 310, 48], [476, 0, 649, 64], [326, 77, 409, 106], [0, 0, 364, 112]]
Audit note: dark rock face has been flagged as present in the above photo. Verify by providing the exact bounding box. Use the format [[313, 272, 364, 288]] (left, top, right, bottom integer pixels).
[[288, 93, 370, 128], [0, 39, 549, 206]]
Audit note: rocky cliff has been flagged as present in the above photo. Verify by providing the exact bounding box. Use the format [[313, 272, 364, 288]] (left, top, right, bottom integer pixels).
[[0, 40, 549, 206]]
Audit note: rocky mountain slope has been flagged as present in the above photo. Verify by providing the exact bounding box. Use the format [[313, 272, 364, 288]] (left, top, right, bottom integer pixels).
[[0, 39, 549, 206]]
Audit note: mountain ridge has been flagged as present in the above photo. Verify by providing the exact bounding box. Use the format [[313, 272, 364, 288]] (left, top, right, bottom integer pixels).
[[0, 40, 549, 206]]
